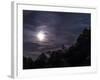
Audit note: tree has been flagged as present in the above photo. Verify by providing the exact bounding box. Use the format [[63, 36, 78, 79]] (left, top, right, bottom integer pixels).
[[23, 56, 34, 69], [65, 28, 91, 66], [34, 53, 48, 68]]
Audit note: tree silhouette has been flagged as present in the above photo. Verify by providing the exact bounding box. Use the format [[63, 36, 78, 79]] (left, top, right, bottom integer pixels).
[[23, 56, 34, 69], [34, 53, 48, 68], [48, 50, 69, 67], [65, 28, 91, 66]]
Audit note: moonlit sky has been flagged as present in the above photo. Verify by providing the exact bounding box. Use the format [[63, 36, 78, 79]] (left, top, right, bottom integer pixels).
[[23, 10, 90, 60]]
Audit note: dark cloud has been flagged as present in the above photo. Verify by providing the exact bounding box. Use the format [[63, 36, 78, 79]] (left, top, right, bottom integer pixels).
[[23, 10, 90, 58]]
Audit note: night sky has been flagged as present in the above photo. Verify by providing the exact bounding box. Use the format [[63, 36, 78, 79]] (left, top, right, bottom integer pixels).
[[23, 10, 90, 61]]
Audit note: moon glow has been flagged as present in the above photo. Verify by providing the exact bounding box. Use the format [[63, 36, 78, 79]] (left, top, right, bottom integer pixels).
[[36, 31, 46, 41]]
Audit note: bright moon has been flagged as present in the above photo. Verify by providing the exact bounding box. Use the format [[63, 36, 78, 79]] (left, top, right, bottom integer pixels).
[[37, 31, 45, 41]]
